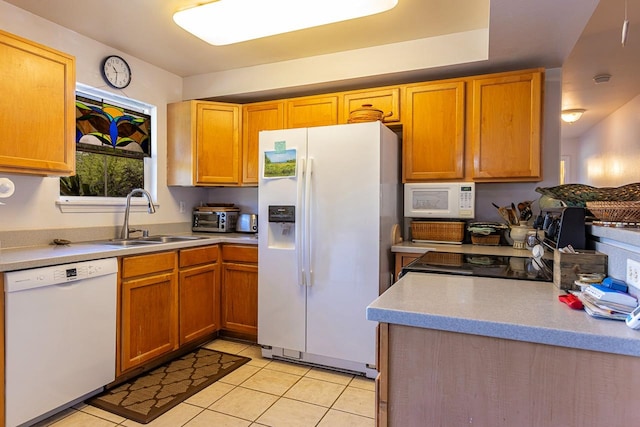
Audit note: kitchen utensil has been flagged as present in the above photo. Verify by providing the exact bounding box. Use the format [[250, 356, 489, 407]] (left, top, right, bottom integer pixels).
[[507, 207, 519, 225], [494, 204, 512, 224]]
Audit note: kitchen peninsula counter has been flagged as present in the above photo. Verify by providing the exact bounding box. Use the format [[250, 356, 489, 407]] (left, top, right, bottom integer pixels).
[[367, 274, 640, 426], [0, 233, 257, 272]]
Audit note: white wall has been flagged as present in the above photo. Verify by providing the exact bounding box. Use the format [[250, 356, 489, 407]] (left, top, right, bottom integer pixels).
[[566, 94, 640, 187], [183, 29, 489, 100], [0, 0, 207, 232]]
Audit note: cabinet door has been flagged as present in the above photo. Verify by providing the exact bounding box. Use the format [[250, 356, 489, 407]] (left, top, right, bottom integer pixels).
[[470, 70, 542, 181], [221, 262, 258, 338], [342, 87, 400, 124], [242, 101, 285, 185], [394, 253, 421, 281], [196, 102, 241, 185], [179, 263, 220, 345], [0, 30, 75, 176], [286, 95, 338, 128], [403, 81, 465, 181], [121, 272, 178, 372]]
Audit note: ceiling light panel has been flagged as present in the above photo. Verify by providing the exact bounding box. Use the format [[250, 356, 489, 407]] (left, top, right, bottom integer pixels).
[[173, 0, 399, 46], [561, 109, 586, 123]]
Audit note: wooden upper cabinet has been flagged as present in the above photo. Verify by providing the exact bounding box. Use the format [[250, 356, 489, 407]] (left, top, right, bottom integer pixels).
[[242, 101, 285, 185], [286, 95, 338, 128], [167, 100, 241, 186], [341, 87, 401, 124], [470, 69, 543, 181], [403, 81, 466, 181], [0, 29, 75, 176]]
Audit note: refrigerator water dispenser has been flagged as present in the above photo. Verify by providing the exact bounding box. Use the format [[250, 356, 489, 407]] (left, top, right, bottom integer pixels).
[[267, 205, 295, 249]]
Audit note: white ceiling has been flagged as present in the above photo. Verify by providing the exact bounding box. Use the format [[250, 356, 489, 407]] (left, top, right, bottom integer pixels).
[[5, 0, 633, 139], [561, 0, 640, 139]]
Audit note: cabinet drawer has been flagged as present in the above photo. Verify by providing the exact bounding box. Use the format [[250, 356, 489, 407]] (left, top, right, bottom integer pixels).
[[122, 251, 177, 279], [222, 245, 258, 263], [179, 245, 219, 268]]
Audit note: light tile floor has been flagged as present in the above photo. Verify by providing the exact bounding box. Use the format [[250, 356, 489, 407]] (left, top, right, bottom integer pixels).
[[33, 339, 376, 427]]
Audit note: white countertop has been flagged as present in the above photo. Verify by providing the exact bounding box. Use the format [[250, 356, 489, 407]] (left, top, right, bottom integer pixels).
[[0, 233, 258, 272], [367, 272, 640, 357]]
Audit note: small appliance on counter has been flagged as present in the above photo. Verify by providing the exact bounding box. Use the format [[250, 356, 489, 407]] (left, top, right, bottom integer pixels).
[[192, 205, 239, 233], [236, 213, 258, 233], [533, 206, 586, 250]]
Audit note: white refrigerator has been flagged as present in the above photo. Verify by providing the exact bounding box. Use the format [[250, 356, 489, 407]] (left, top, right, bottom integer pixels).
[[258, 121, 399, 378]]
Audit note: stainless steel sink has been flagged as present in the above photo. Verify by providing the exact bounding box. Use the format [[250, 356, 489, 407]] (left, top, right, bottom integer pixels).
[[94, 235, 210, 246], [140, 235, 210, 243]]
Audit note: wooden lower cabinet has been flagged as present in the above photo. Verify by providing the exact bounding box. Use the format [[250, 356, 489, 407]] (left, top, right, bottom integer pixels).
[[117, 244, 253, 376], [221, 244, 258, 340], [119, 251, 179, 373], [179, 245, 220, 345], [377, 323, 640, 427], [393, 253, 420, 281]]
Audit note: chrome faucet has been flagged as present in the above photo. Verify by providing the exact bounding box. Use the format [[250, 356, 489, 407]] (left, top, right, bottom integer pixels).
[[120, 188, 156, 239]]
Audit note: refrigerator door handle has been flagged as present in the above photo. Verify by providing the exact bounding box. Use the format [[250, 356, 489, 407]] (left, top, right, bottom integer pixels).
[[296, 158, 306, 286], [304, 157, 313, 287]]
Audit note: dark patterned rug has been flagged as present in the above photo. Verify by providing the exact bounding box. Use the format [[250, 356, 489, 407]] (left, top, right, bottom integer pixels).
[[86, 348, 250, 424]]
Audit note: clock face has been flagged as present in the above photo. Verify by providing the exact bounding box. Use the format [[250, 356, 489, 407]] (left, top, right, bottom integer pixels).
[[101, 55, 131, 89]]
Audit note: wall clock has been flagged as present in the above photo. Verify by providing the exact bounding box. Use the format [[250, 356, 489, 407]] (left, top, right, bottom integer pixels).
[[101, 55, 131, 89]]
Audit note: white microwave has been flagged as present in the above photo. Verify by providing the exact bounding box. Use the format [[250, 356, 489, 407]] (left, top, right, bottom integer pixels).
[[404, 182, 475, 219]]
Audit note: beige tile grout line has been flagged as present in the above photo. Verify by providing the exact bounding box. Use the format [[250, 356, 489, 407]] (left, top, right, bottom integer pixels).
[[58, 339, 374, 426]]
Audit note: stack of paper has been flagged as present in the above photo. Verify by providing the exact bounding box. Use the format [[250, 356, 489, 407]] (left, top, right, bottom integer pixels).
[[578, 285, 638, 321]]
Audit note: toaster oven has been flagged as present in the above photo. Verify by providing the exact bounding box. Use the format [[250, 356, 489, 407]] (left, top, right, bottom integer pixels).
[[192, 206, 239, 233]]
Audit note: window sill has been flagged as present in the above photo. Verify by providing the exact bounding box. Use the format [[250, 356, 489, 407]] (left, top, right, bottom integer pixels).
[[57, 197, 159, 213]]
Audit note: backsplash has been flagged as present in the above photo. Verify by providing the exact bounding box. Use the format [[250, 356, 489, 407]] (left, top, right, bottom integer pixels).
[[0, 222, 191, 249]]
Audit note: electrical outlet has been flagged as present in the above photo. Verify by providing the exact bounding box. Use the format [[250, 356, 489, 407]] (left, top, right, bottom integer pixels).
[[179, 201, 185, 213], [626, 259, 640, 290]]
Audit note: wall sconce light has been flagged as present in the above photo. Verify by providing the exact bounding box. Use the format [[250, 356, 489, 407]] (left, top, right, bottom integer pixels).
[[174, 0, 398, 46], [561, 109, 586, 123]]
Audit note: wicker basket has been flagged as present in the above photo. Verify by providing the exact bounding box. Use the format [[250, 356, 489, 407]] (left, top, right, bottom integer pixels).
[[411, 221, 465, 242], [471, 234, 501, 246], [422, 251, 464, 266], [586, 201, 640, 222]]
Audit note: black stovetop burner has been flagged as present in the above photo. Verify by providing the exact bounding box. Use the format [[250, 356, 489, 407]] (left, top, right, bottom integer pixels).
[[401, 251, 553, 282]]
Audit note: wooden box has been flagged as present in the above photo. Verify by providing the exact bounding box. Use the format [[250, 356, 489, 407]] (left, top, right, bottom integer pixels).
[[553, 249, 608, 290]]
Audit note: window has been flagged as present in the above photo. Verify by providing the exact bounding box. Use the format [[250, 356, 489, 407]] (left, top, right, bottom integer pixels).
[[60, 90, 152, 197]]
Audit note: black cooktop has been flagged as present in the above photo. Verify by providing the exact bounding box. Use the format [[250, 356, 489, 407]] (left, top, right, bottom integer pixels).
[[401, 251, 553, 282]]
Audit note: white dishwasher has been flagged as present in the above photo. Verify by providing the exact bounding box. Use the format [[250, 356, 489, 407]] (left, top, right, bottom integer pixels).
[[5, 257, 118, 427]]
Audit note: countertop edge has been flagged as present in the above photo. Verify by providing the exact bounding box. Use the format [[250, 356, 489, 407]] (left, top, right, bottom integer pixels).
[[0, 234, 257, 272], [366, 306, 640, 357]]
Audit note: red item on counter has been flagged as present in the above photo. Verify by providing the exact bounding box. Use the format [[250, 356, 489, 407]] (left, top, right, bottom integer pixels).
[[559, 294, 584, 310]]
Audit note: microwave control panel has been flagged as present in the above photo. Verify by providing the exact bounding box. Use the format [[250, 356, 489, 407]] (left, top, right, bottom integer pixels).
[[458, 185, 475, 216]]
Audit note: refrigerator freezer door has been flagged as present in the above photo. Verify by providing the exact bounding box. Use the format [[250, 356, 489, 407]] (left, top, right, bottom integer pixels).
[[304, 122, 387, 365], [258, 128, 308, 352]]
